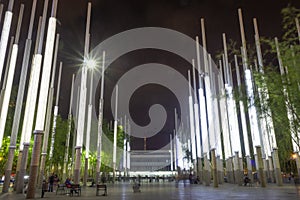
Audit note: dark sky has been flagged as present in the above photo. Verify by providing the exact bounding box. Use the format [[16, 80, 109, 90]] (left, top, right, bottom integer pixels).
[[2, 0, 300, 150]]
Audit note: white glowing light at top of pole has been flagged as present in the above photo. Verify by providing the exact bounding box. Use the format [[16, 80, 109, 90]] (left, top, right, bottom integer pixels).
[[0, 44, 18, 148], [0, 11, 13, 84], [34, 17, 56, 130]]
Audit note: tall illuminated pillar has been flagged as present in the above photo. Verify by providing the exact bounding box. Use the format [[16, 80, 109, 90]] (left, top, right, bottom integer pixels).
[[38, 33, 59, 187], [187, 71, 197, 165], [113, 85, 119, 183], [49, 62, 63, 161], [0, 0, 14, 85], [15, 15, 43, 193], [74, 2, 91, 184], [63, 74, 75, 181], [234, 55, 252, 181], [84, 63, 94, 186], [192, 59, 201, 176], [96, 51, 105, 184], [1, 4, 24, 193], [0, 4, 23, 148], [26, 0, 58, 198]]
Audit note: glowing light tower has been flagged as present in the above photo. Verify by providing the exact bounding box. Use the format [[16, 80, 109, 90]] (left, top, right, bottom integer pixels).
[[96, 51, 106, 184], [112, 85, 119, 183], [2, 0, 37, 193], [217, 61, 230, 184], [0, 0, 14, 85], [192, 59, 202, 176], [74, 2, 91, 184], [223, 33, 242, 185], [253, 18, 278, 184], [15, 0, 48, 192], [0, 4, 23, 148], [234, 55, 252, 182], [238, 8, 266, 187], [39, 34, 60, 187], [187, 70, 197, 171], [83, 58, 96, 186], [26, 0, 59, 197], [63, 74, 75, 181], [1, 4, 24, 193]]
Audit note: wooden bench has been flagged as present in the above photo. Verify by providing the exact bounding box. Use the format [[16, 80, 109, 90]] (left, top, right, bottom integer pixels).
[[96, 184, 107, 196], [70, 184, 81, 196]]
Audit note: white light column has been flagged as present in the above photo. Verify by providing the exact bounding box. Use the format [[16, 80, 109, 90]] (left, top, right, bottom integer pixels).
[[0, 4, 23, 148], [113, 85, 119, 183], [2, 0, 37, 193], [188, 70, 197, 162], [49, 62, 63, 160], [192, 59, 202, 161], [0, 0, 14, 84], [96, 51, 105, 183], [84, 63, 94, 186], [170, 134, 174, 171], [26, 0, 58, 198], [74, 2, 91, 184], [63, 74, 75, 181]]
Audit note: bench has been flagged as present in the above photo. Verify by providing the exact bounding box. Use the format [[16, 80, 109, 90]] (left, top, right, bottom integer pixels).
[[96, 184, 107, 196], [70, 184, 81, 196], [56, 184, 66, 195]]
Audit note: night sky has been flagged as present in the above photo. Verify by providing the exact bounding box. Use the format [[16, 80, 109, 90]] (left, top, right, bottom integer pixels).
[[1, 0, 300, 150]]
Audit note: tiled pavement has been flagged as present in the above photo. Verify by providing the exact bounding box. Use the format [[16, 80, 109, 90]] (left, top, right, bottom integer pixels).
[[0, 181, 299, 200]]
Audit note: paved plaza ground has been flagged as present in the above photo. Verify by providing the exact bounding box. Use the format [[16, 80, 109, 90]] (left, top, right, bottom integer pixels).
[[0, 181, 299, 200]]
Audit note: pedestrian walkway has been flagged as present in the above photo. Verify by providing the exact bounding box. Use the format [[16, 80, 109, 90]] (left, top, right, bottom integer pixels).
[[0, 182, 299, 200]]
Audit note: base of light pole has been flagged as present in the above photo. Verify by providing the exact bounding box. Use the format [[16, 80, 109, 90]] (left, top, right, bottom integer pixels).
[[26, 130, 44, 199]]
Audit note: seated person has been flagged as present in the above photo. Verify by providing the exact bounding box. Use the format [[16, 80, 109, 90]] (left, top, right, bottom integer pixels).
[[65, 178, 72, 187], [244, 176, 251, 186]]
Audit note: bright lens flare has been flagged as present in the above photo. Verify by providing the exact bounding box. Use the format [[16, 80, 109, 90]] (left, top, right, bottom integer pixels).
[[84, 58, 97, 69]]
